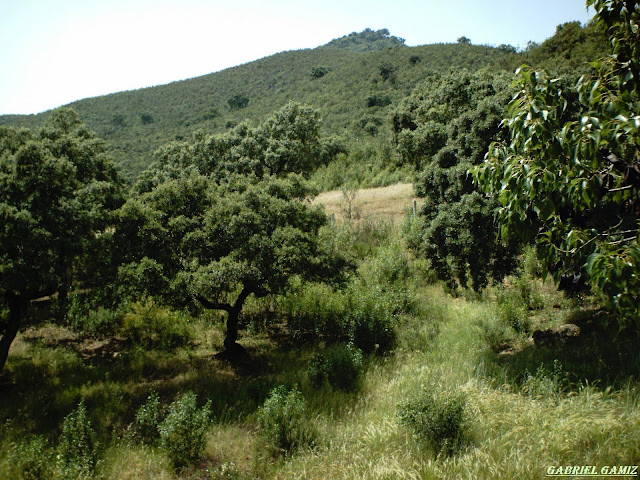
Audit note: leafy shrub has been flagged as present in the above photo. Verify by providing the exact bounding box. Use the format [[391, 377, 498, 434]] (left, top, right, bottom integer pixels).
[[3, 435, 54, 480], [366, 94, 392, 108], [348, 297, 396, 354], [359, 240, 410, 287], [348, 283, 410, 354], [135, 391, 161, 445], [281, 239, 413, 353], [282, 283, 349, 342], [497, 293, 530, 334], [82, 307, 124, 335], [310, 66, 330, 79], [120, 300, 193, 350], [378, 62, 396, 81], [67, 295, 126, 337], [159, 392, 212, 469], [308, 343, 364, 391], [256, 386, 316, 457], [57, 401, 98, 480], [227, 94, 249, 110], [140, 112, 154, 124], [496, 287, 531, 335], [477, 312, 516, 353], [399, 389, 469, 455], [515, 273, 544, 312], [522, 360, 567, 398]]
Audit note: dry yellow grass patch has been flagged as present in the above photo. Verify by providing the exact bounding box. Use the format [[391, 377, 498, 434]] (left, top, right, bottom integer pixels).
[[312, 183, 422, 222]]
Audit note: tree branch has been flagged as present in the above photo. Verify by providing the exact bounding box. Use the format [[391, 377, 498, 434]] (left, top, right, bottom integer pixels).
[[610, 236, 637, 246], [607, 184, 633, 193], [195, 295, 232, 312]]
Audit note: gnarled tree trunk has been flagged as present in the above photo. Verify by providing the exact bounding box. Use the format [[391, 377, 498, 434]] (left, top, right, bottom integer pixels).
[[0, 295, 27, 373], [197, 286, 252, 361]]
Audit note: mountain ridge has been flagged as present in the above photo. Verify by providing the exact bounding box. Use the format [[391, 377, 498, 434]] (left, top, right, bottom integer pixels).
[[0, 24, 605, 177]]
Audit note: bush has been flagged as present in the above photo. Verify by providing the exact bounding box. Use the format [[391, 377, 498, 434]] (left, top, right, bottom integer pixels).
[[120, 300, 193, 350], [349, 300, 396, 354], [399, 389, 469, 455], [366, 94, 392, 108], [359, 240, 410, 287], [310, 66, 330, 79], [477, 312, 516, 353], [281, 283, 349, 342], [256, 386, 316, 457], [67, 295, 126, 337], [3, 435, 54, 480], [57, 401, 98, 480], [498, 294, 530, 334], [496, 287, 531, 335], [308, 343, 364, 391], [135, 391, 161, 445], [227, 94, 249, 110], [348, 283, 409, 354], [159, 392, 212, 469]]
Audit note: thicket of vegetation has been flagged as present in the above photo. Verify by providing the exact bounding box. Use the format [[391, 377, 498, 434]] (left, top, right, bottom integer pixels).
[[1, 3, 638, 479]]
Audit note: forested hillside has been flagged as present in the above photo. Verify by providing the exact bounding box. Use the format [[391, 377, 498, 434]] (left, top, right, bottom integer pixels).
[[0, 24, 606, 177]]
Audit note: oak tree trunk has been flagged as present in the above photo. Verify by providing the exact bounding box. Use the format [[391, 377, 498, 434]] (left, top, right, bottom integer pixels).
[[0, 296, 26, 373]]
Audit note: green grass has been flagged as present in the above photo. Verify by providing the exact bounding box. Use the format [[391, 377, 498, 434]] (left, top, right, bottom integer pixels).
[[1, 230, 639, 479]]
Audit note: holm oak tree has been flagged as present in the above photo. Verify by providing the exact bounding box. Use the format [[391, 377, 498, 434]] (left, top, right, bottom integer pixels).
[[0, 109, 122, 372]]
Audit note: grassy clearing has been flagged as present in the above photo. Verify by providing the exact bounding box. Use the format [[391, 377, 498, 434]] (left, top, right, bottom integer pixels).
[[313, 182, 423, 223], [270, 289, 640, 480], [2, 280, 639, 479]]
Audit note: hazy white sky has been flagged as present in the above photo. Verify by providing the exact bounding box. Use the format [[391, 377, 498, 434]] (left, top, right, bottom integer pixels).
[[1, 0, 594, 115]]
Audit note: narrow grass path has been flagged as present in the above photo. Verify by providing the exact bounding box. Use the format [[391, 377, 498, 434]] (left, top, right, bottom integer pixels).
[[271, 289, 640, 480]]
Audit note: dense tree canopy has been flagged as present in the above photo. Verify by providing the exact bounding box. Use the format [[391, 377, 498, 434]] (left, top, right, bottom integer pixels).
[[143, 102, 342, 189], [115, 105, 349, 356], [474, 0, 640, 324], [116, 171, 347, 356], [0, 109, 123, 371], [395, 70, 520, 291]]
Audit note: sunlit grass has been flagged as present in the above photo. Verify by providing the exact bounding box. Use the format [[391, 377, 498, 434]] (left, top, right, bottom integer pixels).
[[2, 223, 639, 479]]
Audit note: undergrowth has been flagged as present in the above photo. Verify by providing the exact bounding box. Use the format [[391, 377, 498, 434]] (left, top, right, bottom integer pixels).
[[1, 230, 638, 480]]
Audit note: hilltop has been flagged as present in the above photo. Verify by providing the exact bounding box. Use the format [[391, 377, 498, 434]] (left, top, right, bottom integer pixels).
[[0, 24, 605, 177]]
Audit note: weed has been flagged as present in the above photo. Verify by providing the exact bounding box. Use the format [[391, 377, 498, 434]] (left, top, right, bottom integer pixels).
[[68, 295, 126, 337], [477, 312, 516, 352], [2, 435, 54, 480], [348, 282, 408, 354], [308, 343, 364, 391], [522, 360, 567, 398], [159, 391, 212, 469], [496, 287, 531, 335], [135, 391, 161, 445], [120, 300, 193, 350], [281, 282, 349, 342], [56, 400, 98, 480], [256, 386, 316, 457], [399, 388, 469, 455]]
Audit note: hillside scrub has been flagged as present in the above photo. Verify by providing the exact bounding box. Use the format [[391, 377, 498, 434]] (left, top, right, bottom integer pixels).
[[0, 22, 605, 177]]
